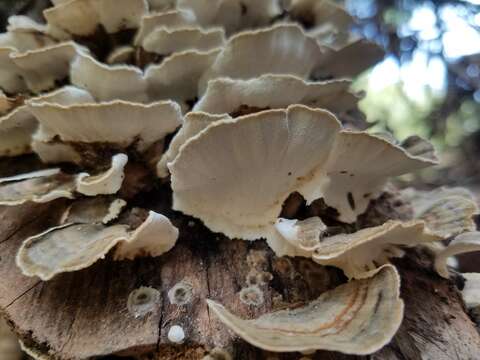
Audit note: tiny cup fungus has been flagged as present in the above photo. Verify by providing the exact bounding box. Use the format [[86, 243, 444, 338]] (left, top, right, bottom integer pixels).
[[127, 286, 161, 319], [0, 0, 479, 357]]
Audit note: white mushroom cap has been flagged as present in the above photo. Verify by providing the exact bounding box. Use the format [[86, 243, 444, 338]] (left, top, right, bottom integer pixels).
[[134, 9, 196, 45], [177, 0, 282, 33], [461, 273, 480, 309], [157, 112, 231, 177], [309, 131, 437, 223], [0, 16, 55, 52], [28, 98, 182, 151], [314, 39, 384, 79], [169, 105, 436, 244], [271, 217, 327, 257], [289, 0, 354, 49], [16, 209, 178, 280], [113, 211, 179, 260], [194, 74, 359, 117], [44, 0, 149, 36], [207, 264, 403, 355], [0, 47, 27, 93], [10, 41, 87, 93], [0, 105, 37, 157], [17, 222, 130, 280], [199, 23, 324, 92], [76, 154, 128, 196], [143, 26, 225, 55], [0, 169, 76, 205], [311, 220, 441, 279], [402, 187, 478, 237], [170, 105, 341, 241], [61, 197, 127, 224], [145, 49, 221, 106], [70, 52, 148, 102], [435, 232, 480, 278]]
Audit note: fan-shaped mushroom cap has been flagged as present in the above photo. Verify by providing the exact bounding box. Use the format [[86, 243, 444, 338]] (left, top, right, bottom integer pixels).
[[314, 39, 384, 79], [170, 105, 341, 240], [16, 209, 178, 280], [170, 105, 437, 243], [0, 169, 76, 205], [271, 217, 327, 257], [177, 0, 282, 33], [0, 105, 37, 157], [157, 112, 230, 177], [194, 75, 359, 117], [61, 197, 126, 224], [113, 211, 179, 260], [311, 220, 441, 278], [76, 154, 128, 196], [134, 9, 196, 45], [70, 52, 147, 102], [400, 135, 438, 162], [289, 0, 354, 48], [207, 264, 403, 355], [28, 98, 182, 151], [145, 49, 220, 106], [435, 232, 480, 278], [10, 41, 86, 93], [44, 0, 148, 36], [309, 131, 437, 223], [17, 222, 130, 280], [0, 15, 56, 52], [402, 187, 478, 237], [199, 24, 323, 92], [142, 27, 225, 55], [0, 47, 27, 93], [461, 273, 480, 309]]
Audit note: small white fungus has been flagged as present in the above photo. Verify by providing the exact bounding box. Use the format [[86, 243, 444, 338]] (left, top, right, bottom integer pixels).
[[168, 325, 185, 343]]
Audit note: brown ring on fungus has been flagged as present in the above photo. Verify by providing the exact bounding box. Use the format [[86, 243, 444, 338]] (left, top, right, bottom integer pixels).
[[207, 265, 403, 355], [127, 286, 161, 319]]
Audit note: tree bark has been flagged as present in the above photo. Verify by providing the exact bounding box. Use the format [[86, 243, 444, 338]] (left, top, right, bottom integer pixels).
[[0, 189, 480, 360]]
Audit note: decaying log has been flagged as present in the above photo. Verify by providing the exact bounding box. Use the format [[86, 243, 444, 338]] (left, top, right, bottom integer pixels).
[[0, 183, 480, 360]]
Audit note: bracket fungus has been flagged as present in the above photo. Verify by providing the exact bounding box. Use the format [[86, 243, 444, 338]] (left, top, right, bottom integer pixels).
[[207, 265, 403, 354], [0, 0, 478, 358]]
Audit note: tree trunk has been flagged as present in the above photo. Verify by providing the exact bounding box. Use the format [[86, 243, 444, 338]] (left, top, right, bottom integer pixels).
[[1, 186, 480, 360]]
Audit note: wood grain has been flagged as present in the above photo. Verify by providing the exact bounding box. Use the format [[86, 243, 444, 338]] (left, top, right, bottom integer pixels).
[[0, 189, 479, 360]]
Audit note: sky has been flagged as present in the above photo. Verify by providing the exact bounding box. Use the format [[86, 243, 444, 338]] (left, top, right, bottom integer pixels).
[[366, 3, 480, 99]]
